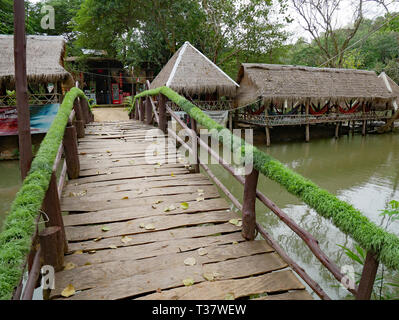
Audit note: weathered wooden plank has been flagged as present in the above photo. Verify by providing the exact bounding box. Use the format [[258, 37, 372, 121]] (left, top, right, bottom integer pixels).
[[61, 189, 221, 212], [137, 270, 304, 300], [64, 232, 245, 267], [66, 222, 240, 253], [56, 252, 287, 300], [63, 184, 219, 205], [62, 174, 209, 195], [52, 241, 273, 296], [253, 290, 313, 300], [65, 210, 237, 241], [68, 167, 189, 185], [63, 198, 229, 226]]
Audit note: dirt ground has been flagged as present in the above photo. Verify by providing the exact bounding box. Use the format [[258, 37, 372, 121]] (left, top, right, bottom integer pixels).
[[92, 108, 129, 122]]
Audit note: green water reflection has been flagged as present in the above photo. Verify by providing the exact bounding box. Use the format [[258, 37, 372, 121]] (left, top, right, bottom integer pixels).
[[208, 132, 399, 300]]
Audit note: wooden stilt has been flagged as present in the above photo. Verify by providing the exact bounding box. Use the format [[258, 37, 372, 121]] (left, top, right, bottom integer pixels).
[[266, 126, 271, 147], [305, 104, 310, 142], [158, 94, 167, 133], [362, 120, 367, 136], [190, 118, 200, 174], [229, 112, 233, 131], [335, 122, 340, 139], [145, 97, 152, 125]]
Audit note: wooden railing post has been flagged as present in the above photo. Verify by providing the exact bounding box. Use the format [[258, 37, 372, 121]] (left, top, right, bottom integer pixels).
[[158, 94, 167, 133], [79, 98, 91, 124], [145, 96, 153, 125], [63, 125, 80, 179], [135, 99, 140, 120], [190, 117, 200, 173], [356, 251, 379, 300], [39, 226, 64, 272], [139, 99, 145, 122], [242, 169, 259, 240], [73, 99, 85, 138]]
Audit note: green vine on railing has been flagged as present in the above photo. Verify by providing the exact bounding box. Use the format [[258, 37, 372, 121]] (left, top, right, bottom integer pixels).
[[0, 88, 87, 300], [131, 86, 399, 272]]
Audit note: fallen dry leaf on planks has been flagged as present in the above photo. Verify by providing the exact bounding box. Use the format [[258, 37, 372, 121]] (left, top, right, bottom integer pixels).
[[61, 284, 76, 298]]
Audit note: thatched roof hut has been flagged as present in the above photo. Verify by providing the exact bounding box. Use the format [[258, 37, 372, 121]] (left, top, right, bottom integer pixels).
[[0, 35, 72, 86], [235, 63, 398, 109], [151, 42, 238, 97]]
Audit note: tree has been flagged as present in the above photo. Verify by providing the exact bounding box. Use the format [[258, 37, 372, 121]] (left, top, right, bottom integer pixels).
[[0, 0, 14, 34]]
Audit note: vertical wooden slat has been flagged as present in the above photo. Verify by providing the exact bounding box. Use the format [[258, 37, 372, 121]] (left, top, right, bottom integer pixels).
[[356, 251, 379, 300], [242, 169, 259, 240], [63, 125, 80, 179], [42, 172, 67, 253], [190, 117, 200, 173], [39, 227, 64, 272], [145, 97, 152, 125], [14, 0, 32, 180], [158, 94, 167, 133]]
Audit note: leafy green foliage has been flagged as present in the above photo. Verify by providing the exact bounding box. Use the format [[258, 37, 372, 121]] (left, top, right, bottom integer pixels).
[[134, 87, 399, 273], [0, 88, 87, 300]]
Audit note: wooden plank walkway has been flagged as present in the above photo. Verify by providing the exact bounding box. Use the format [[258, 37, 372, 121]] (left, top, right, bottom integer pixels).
[[51, 120, 312, 300]]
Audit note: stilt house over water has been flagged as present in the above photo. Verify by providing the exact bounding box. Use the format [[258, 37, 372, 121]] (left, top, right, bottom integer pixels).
[[0, 35, 73, 104], [234, 63, 399, 145], [150, 41, 239, 112]]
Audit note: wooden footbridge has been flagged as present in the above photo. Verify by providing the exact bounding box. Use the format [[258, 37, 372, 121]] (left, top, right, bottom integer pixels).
[[3, 84, 399, 302]]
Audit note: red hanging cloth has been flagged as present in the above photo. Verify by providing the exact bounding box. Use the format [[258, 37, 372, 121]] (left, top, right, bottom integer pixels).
[[338, 103, 360, 114], [309, 105, 329, 115]]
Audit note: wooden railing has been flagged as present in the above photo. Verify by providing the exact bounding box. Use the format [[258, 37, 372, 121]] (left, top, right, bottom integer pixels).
[[9, 91, 93, 300], [236, 110, 394, 127], [131, 83, 395, 301], [0, 93, 62, 107]]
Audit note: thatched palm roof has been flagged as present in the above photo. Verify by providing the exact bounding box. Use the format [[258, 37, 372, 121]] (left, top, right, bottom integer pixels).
[[235, 63, 397, 108], [0, 35, 72, 85], [151, 42, 238, 97]]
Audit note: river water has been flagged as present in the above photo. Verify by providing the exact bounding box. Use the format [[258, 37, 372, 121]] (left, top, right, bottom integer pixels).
[[208, 131, 399, 300], [0, 132, 398, 300]]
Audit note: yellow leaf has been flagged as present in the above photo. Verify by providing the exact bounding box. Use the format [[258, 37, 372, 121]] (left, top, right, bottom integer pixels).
[[63, 262, 76, 271], [225, 293, 235, 300], [203, 273, 214, 281], [196, 197, 205, 202], [171, 172, 175, 177], [88, 250, 96, 254], [109, 245, 117, 249], [74, 250, 83, 255], [184, 257, 196, 266], [102, 226, 110, 232], [61, 284, 76, 298], [139, 223, 146, 229], [84, 262, 92, 266], [145, 224, 155, 230], [181, 202, 189, 210], [121, 236, 132, 244], [93, 237, 103, 242], [122, 196, 129, 200], [198, 248, 208, 256], [182, 278, 195, 286]]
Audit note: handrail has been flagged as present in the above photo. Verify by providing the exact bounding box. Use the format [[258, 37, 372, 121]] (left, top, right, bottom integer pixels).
[[0, 87, 91, 300], [130, 86, 399, 300]]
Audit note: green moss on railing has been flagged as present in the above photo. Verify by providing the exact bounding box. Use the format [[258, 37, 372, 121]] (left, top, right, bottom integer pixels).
[[132, 86, 399, 271], [0, 88, 87, 300]]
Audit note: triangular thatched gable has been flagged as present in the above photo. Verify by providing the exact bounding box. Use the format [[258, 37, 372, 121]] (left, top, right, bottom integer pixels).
[[235, 63, 398, 109], [0, 35, 72, 86], [151, 41, 238, 97]]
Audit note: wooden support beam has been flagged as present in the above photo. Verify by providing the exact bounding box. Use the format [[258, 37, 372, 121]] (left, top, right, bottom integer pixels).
[[242, 169, 259, 240], [14, 0, 32, 180], [190, 117, 200, 174], [134, 99, 139, 120], [158, 94, 167, 133], [73, 100, 85, 138], [305, 104, 310, 143], [145, 97, 152, 125], [139, 99, 145, 122], [362, 120, 367, 136], [335, 122, 340, 139], [356, 251, 379, 300], [42, 172, 67, 252], [63, 125, 80, 179], [39, 226, 64, 272], [265, 126, 271, 147]]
